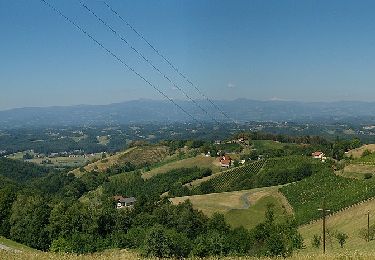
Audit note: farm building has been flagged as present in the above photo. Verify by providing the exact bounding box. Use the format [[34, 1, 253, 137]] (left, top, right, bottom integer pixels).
[[219, 155, 232, 167], [113, 196, 136, 209], [312, 151, 327, 162]]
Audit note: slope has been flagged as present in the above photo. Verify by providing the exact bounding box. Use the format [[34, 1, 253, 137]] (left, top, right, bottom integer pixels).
[[70, 145, 169, 176], [299, 198, 375, 253], [170, 185, 293, 230]]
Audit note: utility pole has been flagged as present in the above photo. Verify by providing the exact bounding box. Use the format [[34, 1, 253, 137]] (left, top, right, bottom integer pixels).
[[318, 201, 330, 254], [367, 210, 370, 242]]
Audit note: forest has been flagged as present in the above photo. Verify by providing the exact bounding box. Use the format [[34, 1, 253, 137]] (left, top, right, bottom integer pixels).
[[0, 156, 303, 258]]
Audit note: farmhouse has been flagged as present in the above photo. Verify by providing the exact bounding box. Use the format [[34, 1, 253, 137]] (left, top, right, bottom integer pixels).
[[312, 151, 324, 159], [113, 196, 136, 209], [219, 155, 232, 167], [312, 151, 327, 162]]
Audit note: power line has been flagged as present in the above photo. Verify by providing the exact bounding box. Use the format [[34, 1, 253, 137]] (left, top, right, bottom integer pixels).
[[79, 1, 219, 124], [39, 0, 201, 125], [102, 1, 237, 125]]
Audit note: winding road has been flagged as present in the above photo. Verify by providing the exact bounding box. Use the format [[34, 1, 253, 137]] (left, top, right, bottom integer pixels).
[[240, 192, 251, 209]]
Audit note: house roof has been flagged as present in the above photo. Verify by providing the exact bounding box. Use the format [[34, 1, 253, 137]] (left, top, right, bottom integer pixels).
[[119, 197, 136, 204], [312, 151, 323, 156], [220, 159, 231, 165], [114, 196, 137, 204], [220, 155, 232, 161]]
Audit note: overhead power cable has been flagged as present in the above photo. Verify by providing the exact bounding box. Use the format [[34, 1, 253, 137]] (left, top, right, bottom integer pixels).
[[79, 1, 219, 124], [40, 0, 201, 124], [103, 1, 237, 125]]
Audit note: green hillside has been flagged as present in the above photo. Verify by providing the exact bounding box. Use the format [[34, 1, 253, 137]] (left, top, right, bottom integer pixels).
[[280, 169, 375, 225], [171, 186, 293, 230], [0, 158, 50, 183], [192, 156, 323, 194]]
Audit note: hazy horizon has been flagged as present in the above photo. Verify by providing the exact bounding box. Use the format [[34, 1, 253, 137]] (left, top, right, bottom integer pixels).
[[2, 98, 375, 112], [2, 0, 375, 110]]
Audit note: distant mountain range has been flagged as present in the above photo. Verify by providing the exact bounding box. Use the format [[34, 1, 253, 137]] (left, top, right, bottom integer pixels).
[[1, 99, 375, 128]]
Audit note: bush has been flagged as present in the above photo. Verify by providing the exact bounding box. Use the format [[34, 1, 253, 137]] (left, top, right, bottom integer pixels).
[[336, 232, 348, 248], [364, 173, 373, 179], [362, 149, 372, 157], [312, 234, 321, 248]]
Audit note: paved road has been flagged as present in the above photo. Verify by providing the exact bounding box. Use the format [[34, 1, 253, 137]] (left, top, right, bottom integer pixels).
[[0, 243, 22, 253]]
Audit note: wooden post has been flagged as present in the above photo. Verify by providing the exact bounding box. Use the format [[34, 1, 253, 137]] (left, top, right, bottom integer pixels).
[[318, 200, 330, 254], [368, 210, 370, 242]]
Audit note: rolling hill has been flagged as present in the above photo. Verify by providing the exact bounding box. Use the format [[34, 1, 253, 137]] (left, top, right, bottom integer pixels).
[[3, 99, 375, 128], [171, 185, 293, 230], [70, 145, 169, 176], [299, 197, 375, 253]]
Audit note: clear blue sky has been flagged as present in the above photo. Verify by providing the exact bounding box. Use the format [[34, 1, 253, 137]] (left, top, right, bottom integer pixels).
[[1, 0, 375, 110]]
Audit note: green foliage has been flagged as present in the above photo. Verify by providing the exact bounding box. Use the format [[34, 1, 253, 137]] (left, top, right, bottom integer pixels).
[[104, 167, 211, 198], [362, 149, 372, 157], [336, 231, 348, 248], [280, 169, 375, 224], [50, 233, 99, 254], [193, 160, 265, 194], [193, 156, 323, 195], [0, 158, 50, 183], [251, 205, 303, 257], [0, 186, 16, 237], [143, 225, 191, 258], [9, 194, 51, 250], [312, 234, 321, 248]]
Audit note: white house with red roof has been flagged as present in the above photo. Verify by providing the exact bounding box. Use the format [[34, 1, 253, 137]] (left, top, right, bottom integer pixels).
[[219, 155, 232, 167]]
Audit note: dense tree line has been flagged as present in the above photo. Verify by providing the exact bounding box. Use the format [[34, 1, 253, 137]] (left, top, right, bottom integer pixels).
[[235, 132, 362, 160], [0, 159, 303, 257]]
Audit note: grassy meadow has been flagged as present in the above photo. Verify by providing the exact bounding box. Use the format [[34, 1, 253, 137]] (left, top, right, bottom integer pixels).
[[142, 155, 221, 179], [299, 198, 375, 254], [171, 185, 292, 229]]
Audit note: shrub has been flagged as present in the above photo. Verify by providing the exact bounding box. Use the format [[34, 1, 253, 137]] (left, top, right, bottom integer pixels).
[[312, 234, 321, 248], [336, 232, 348, 248], [362, 149, 372, 157]]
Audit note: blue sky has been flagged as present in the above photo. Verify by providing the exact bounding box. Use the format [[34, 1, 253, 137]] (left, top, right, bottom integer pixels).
[[1, 0, 375, 110]]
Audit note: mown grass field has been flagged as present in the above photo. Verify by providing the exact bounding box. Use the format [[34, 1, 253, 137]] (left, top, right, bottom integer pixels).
[[340, 164, 375, 179], [0, 249, 141, 260], [4, 248, 375, 260], [7, 151, 102, 168], [171, 186, 292, 229], [340, 145, 375, 180], [142, 155, 220, 180], [96, 135, 110, 146], [0, 236, 35, 252], [252, 140, 286, 150], [346, 144, 375, 159], [299, 198, 375, 254], [70, 146, 170, 176]]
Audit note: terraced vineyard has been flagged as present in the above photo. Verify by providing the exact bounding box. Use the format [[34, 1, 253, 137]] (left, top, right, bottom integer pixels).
[[198, 160, 266, 192], [193, 156, 324, 195], [280, 169, 375, 225]]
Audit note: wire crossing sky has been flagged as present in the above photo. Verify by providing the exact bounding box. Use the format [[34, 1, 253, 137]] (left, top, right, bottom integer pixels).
[[102, 1, 235, 124], [38, 0, 202, 124], [79, 1, 221, 124], [2, 0, 375, 110]]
